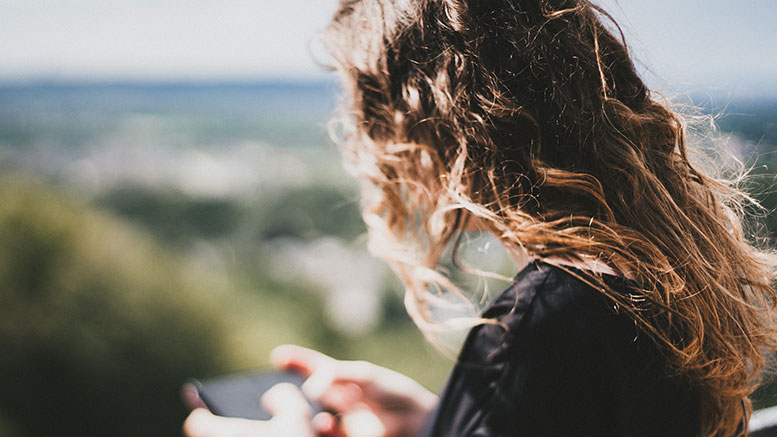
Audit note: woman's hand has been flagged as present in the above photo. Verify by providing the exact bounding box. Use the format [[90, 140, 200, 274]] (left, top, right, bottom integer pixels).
[[183, 382, 316, 437], [182, 345, 437, 437], [272, 344, 438, 437]]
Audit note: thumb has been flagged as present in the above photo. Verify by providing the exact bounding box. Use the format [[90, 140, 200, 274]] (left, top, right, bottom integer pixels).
[[340, 409, 386, 437], [183, 408, 269, 437], [260, 383, 313, 423]]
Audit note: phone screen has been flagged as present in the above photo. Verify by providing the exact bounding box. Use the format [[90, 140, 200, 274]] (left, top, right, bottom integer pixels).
[[183, 370, 320, 420]]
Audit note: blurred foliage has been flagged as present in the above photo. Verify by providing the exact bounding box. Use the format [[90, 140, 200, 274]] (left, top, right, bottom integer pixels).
[[753, 153, 777, 231], [715, 100, 777, 148], [257, 186, 365, 242], [747, 156, 777, 410], [0, 177, 237, 436], [94, 186, 245, 245], [94, 183, 365, 247], [0, 175, 450, 437]]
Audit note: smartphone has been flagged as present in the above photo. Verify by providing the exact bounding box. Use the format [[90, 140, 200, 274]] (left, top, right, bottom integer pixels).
[[182, 370, 322, 420]]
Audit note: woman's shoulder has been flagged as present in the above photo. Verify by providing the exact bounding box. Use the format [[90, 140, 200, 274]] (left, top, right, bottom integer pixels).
[[457, 260, 638, 370], [485, 260, 630, 334], [432, 261, 700, 437]]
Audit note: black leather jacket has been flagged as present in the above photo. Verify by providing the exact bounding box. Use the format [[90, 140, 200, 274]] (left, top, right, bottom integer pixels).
[[420, 260, 700, 436]]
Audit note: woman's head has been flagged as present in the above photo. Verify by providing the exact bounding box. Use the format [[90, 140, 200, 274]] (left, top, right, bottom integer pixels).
[[324, 1, 777, 435], [323, 0, 708, 275]]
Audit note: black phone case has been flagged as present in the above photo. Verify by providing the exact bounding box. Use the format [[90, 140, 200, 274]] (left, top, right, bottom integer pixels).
[[184, 370, 321, 420]]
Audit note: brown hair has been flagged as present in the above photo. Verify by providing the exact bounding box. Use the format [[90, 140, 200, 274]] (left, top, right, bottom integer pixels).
[[323, 0, 777, 435]]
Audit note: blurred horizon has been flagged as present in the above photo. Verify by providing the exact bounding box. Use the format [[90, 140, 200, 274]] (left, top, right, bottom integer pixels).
[[1, 0, 776, 97]]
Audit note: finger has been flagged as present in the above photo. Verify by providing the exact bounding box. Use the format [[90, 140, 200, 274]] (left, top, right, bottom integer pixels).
[[317, 361, 438, 413], [270, 344, 335, 376], [340, 409, 386, 437], [181, 382, 208, 410], [183, 408, 268, 437], [311, 412, 341, 437], [300, 362, 336, 402], [302, 360, 375, 402], [260, 383, 313, 422], [313, 382, 363, 413]]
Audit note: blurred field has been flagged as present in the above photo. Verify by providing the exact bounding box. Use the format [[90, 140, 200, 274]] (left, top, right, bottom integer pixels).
[[0, 82, 775, 436]]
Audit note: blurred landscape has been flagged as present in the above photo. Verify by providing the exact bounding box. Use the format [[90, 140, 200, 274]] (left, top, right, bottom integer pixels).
[[0, 81, 776, 436]]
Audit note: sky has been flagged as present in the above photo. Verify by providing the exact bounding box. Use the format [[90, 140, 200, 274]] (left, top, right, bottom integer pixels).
[[0, 0, 775, 94]]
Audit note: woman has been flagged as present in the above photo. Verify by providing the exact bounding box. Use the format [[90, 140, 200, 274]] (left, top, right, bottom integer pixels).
[[184, 0, 777, 435]]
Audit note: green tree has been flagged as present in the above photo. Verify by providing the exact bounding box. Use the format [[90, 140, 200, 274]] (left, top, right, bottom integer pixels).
[[0, 178, 234, 437]]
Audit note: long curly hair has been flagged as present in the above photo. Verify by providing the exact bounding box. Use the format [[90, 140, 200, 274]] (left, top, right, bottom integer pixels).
[[322, 0, 777, 435]]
